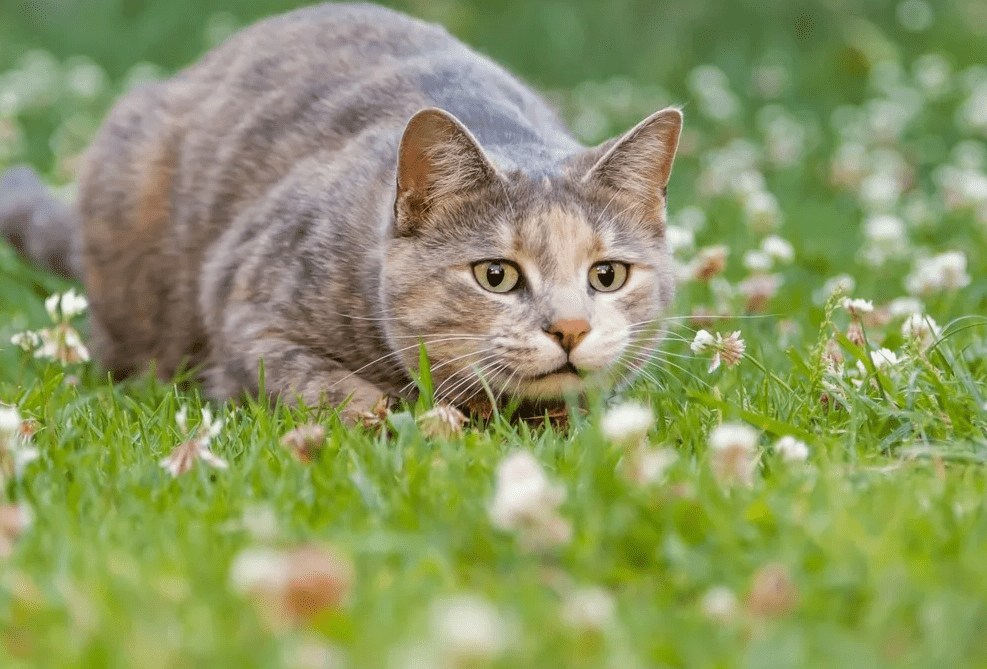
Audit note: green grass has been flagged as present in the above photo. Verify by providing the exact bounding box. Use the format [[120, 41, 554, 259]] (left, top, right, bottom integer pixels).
[[3, 0, 987, 667]]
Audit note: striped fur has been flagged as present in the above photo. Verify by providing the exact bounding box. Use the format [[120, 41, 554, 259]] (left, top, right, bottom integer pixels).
[[0, 3, 682, 418]]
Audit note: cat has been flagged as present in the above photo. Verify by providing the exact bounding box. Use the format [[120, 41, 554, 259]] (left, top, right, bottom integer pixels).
[[0, 2, 682, 421]]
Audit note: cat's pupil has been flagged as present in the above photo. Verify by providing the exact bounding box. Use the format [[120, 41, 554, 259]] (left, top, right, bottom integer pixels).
[[487, 264, 505, 287], [596, 264, 615, 287]]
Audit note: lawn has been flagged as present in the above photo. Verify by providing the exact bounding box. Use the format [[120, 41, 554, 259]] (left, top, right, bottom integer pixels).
[[2, 0, 987, 667]]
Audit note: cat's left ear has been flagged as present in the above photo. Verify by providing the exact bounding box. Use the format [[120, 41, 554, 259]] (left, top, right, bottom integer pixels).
[[582, 107, 682, 222], [394, 108, 498, 236]]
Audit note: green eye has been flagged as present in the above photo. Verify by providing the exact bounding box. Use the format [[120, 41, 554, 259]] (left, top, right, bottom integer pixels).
[[473, 260, 521, 293], [589, 262, 629, 292]]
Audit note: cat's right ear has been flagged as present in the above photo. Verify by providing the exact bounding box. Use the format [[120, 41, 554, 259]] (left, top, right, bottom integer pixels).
[[394, 108, 497, 236]]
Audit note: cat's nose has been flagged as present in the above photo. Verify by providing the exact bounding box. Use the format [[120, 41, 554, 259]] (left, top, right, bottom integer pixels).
[[546, 318, 591, 353]]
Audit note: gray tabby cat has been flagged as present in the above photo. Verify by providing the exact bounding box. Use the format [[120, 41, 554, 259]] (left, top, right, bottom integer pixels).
[[0, 2, 681, 420]]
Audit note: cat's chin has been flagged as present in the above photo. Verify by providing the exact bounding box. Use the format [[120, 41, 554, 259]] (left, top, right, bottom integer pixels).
[[516, 370, 586, 399]]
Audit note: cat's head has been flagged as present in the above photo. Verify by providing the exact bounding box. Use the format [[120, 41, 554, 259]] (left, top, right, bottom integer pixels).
[[381, 106, 681, 406]]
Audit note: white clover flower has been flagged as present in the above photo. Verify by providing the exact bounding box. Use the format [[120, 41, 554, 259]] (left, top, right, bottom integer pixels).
[[830, 141, 868, 188], [743, 250, 773, 273], [858, 171, 903, 212], [863, 213, 906, 248], [774, 435, 810, 462], [814, 274, 856, 305], [841, 298, 874, 318], [229, 547, 291, 594], [665, 225, 695, 255], [690, 330, 715, 353], [0, 502, 34, 559], [430, 593, 511, 663], [887, 296, 925, 318], [560, 586, 616, 633], [913, 53, 951, 98], [700, 585, 739, 622], [689, 245, 729, 281], [761, 235, 794, 263], [743, 190, 783, 233], [160, 404, 228, 476], [709, 423, 759, 488], [0, 406, 21, 434], [10, 331, 41, 351], [59, 288, 88, 319], [488, 451, 570, 551], [44, 293, 61, 322], [901, 313, 942, 349], [676, 205, 708, 232], [710, 423, 759, 452], [0, 406, 39, 484], [738, 274, 782, 313], [905, 251, 971, 295], [692, 330, 745, 373], [869, 348, 900, 370], [417, 404, 467, 440], [600, 401, 654, 448], [624, 446, 678, 486]]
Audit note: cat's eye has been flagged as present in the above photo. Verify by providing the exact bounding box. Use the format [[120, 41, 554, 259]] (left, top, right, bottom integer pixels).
[[473, 260, 522, 293], [589, 262, 629, 292]]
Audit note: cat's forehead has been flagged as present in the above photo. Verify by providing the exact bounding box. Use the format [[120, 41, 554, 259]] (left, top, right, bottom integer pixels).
[[509, 203, 605, 281]]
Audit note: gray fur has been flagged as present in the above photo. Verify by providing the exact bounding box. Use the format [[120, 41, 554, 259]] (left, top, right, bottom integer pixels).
[[0, 2, 682, 419]]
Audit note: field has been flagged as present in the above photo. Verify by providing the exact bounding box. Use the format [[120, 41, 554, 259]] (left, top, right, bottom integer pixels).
[[2, 0, 987, 667]]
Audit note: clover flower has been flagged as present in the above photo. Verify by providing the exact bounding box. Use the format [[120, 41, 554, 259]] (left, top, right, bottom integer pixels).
[[429, 593, 513, 664], [761, 235, 794, 263], [0, 405, 40, 486], [600, 401, 654, 449], [902, 313, 942, 350], [689, 245, 729, 281], [700, 586, 739, 623], [774, 435, 810, 462], [691, 330, 745, 373], [905, 251, 971, 295], [746, 563, 798, 617], [738, 274, 782, 312], [0, 502, 33, 558], [488, 451, 570, 551], [417, 404, 468, 440], [10, 289, 90, 365], [743, 190, 783, 233], [160, 405, 228, 476], [708, 423, 759, 488], [560, 586, 617, 634], [842, 298, 874, 318], [230, 544, 353, 630], [280, 424, 326, 463]]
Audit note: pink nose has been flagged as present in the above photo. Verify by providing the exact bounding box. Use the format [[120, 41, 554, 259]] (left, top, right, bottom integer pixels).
[[546, 318, 590, 353]]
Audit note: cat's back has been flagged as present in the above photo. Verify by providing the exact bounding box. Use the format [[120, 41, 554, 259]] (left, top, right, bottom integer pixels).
[[76, 2, 578, 381]]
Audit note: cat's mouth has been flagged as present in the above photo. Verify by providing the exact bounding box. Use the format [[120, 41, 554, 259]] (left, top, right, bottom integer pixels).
[[530, 361, 580, 380]]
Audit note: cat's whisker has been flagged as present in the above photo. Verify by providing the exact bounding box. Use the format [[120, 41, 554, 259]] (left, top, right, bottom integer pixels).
[[386, 333, 488, 341], [437, 359, 504, 407], [647, 355, 711, 389], [418, 351, 499, 398], [328, 337, 493, 393], [621, 342, 697, 361], [613, 353, 667, 392], [424, 352, 499, 396], [464, 361, 510, 408]]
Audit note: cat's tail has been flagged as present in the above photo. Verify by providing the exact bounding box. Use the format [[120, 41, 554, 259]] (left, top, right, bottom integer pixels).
[[0, 166, 82, 281]]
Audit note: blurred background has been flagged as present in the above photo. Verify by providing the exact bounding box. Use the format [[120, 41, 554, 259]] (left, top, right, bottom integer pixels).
[[1, 0, 986, 322]]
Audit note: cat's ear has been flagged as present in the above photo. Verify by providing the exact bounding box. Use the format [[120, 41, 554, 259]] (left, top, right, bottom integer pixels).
[[582, 107, 682, 222], [394, 108, 497, 235]]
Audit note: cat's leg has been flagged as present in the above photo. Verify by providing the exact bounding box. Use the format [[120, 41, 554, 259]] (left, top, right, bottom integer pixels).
[[203, 318, 389, 422]]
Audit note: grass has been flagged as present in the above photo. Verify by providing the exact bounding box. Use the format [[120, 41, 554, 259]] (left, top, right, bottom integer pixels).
[[3, 0, 987, 667]]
